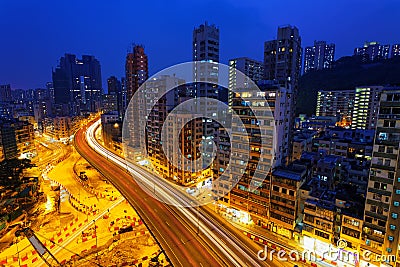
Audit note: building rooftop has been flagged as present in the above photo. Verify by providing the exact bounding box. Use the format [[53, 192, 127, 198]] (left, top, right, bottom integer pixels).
[[272, 165, 307, 181], [301, 177, 365, 218], [300, 151, 321, 161], [319, 155, 342, 164]]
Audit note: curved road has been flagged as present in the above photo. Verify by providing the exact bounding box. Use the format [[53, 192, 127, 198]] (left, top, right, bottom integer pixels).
[[75, 124, 228, 266], [75, 119, 277, 267]]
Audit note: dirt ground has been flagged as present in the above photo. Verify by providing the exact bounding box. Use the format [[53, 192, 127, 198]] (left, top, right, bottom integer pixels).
[[68, 233, 164, 267]]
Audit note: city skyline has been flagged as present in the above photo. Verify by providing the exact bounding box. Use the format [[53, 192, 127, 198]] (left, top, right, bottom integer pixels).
[[2, 2, 400, 264], [1, 0, 400, 89]]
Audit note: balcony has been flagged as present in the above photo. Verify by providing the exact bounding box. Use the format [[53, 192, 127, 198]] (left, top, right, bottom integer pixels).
[[364, 210, 387, 221], [380, 101, 400, 108], [372, 152, 398, 160], [270, 198, 294, 209], [374, 139, 400, 146], [369, 175, 394, 185], [367, 187, 392, 197], [364, 233, 384, 244], [363, 221, 386, 233], [370, 164, 395, 172], [271, 180, 297, 190]]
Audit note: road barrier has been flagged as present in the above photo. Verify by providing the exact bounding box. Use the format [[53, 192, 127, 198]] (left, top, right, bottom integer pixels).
[[72, 158, 118, 201], [48, 178, 100, 216]]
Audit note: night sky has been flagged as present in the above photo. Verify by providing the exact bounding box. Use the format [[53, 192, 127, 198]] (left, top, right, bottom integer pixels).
[[1, 0, 399, 89]]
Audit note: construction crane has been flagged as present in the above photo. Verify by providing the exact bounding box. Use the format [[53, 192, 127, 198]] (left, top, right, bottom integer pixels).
[[15, 228, 61, 267]]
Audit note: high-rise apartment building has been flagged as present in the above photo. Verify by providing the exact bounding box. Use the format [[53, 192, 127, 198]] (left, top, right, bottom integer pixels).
[[162, 113, 207, 185], [264, 25, 302, 88], [264, 25, 302, 164], [257, 80, 292, 166], [106, 76, 123, 117], [137, 75, 185, 157], [46, 82, 54, 103], [362, 90, 400, 263], [304, 41, 335, 73], [213, 68, 269, 203], [354, 41, 390, 62], [0, 119, 35, 160], [316, 89, 355, 119], [193, 22, 219, 65], [125, 45, 148, 148], [14, 120, 35, 156], [134, 75, 210, 185], [121, 77, 127, 114], [0, 84, 11, 103], [125, 45, 148, 103], [52, 54, 102, 114], [192, 22, 220, 168], [391, 44, 400, 58], [351, 86, 383, 130], [192, 21, 220, 104], [228, 57, 264, 108], [107, 76, 121, 95], [226, 80, 292, 227], [0, 121, 18, 160], [102, 94, 118, 114], [229, 87, 274, 225]]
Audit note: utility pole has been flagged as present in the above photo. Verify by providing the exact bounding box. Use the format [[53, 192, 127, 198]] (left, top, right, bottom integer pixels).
[[16, 241, 21, 267], [93, 220, 98, 260]]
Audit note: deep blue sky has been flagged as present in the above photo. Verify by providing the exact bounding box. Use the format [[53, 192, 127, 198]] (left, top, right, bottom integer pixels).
[[1, 0, 399, 89]]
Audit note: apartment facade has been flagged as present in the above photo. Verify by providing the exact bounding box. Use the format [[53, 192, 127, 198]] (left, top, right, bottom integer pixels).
[[228, 86, 275, 227], [228, 57, 264, 109], [162, 113, 208, 185], [269, 166, 307, 239], [354, 41, 390, 62], [392, 44, 400, 58], [52, 54, 102, 114], [351, 86, 383, 130], [316, 89, 355, 120], [362, 90, 400, 266], [263, 25, 302, 163], [304, 41, 335, 73], [14, 121, 35, 156], [125, 45, 148, 148]]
